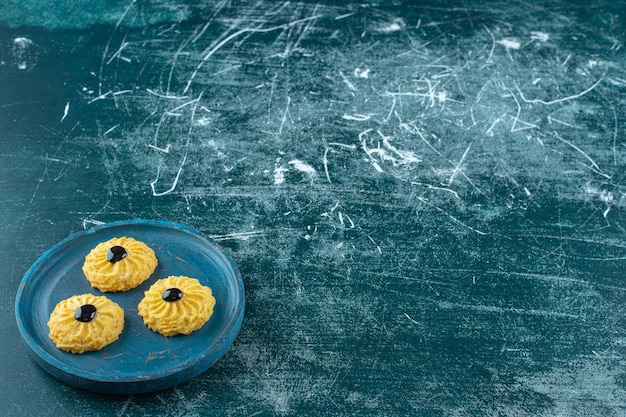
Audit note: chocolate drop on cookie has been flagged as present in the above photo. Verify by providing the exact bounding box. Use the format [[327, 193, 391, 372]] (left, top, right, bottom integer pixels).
[[74, 304, 97, 322], [107, 245, 127, 263], [162, 288, 183, 302]]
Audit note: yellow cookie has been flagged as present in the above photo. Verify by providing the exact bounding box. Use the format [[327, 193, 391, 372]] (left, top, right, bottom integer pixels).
[[138, 276, 216, 337], [82, 236, 157, 292], [47, 294, 124, 354]]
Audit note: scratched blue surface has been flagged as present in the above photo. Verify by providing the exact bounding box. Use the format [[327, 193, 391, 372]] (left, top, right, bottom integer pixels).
[[1, 0, 626, 415]]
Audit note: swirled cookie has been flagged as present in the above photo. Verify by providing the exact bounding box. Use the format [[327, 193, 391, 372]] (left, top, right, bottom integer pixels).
[[47, 294, 124, 354], [138, 276, 216, 337], [82, 236, 157, 292]]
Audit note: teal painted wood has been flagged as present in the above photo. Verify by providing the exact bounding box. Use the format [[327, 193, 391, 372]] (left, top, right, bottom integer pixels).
[[15, 220, 245, 394]]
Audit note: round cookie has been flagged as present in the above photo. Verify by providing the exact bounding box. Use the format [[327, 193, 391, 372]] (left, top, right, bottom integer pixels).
[[82, 236, 157, 292], [138, 276, 216, 337], [47, 294, 124, 354]]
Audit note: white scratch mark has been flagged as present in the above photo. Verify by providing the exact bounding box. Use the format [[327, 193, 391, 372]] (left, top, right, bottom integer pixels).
[[367, 235, 382, 254], [98, 0, 136, 95], [486, 114, 505, 136], [148, 143, 171, 153], [509, 91, 539, 132], [407, 123, 481, 194], [371, 161, 384, 173], [530, 31, 550, 42], [481, 25, 496, 68], [554, 133, 610, 179], [447, 143, 472, 186], [88, 90, 133, 104], [606, 77, 626, 87], [404, 313, 422, 325], [547, 115, 574, 127], [185, 92, 203, 142], [378, 18, 405, 33], [166, 96, 203, 115], [342, 113, 374, 121], [597, 91, 619, 166], [106, 40, 130, 65], [561, 54, 572, 67], [13, 37, 35, 70], [150, 152, 188, 197], [209, 230, 270, 241], [335, 11, 357, 20], [384, 94, 396, 123], [359, 128, 382, 173], [195, 116, 211, 126], [279, 96, 291, 135], [339, 71, 357, 92], [60, 102, 69, 122], [515, 77, 603, 106], [417, 196, 487, 235], [152, 113, 169, 153], [344, 214, 355, 229], [470, 81, 491, 123], [273, 165, 288, 185], [288, 159, 316, 177], [82, 219, 105, 230], [354, 67, 370, 78], [88, 91, 112, 103], [377, 129, 421, 166], [497, 38, 521, 49], [183, 15, 323, 94], [588, 59, 601, 69], [323, 142, 357, 183], [383, 83, 452, 109], [411, 182, 460, 200], [146, 88, 189, 100], [361, 128, 421, 171], [45, 156, 68, 165], [320, 201, 340, 218], [497, 38, 520, 61], [116, 395, 134, 417], [438, 300, 580, 319], [104, 124, 119, 136]]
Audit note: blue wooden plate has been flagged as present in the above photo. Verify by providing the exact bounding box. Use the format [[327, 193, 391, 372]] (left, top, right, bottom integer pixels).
[[15, 220, 245, 395]]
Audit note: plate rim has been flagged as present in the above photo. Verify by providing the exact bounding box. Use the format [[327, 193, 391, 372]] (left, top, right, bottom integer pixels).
[[14, 219, 245, 388]]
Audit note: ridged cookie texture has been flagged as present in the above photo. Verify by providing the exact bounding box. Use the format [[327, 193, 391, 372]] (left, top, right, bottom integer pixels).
[[47, 294, 124, 354], [138, 276, 216, 337], [82, 236, 157, 292]]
